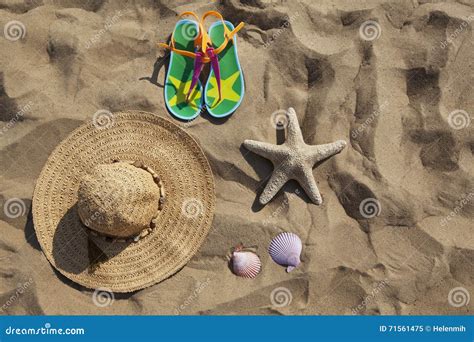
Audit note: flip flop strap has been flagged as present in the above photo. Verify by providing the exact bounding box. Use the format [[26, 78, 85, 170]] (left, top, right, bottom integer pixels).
[[180, 11, 200, 23], [158, 42, 198, 58], [186, 51, 205, 98], [214, 22, 243, 54], [207, 47, 221, 99], [201, 11, 244, 54], [158, 11, 212, 61]]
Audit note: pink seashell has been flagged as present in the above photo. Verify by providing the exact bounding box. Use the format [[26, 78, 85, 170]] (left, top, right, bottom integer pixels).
[[268, 232, 302, 272], [232, 249, 262, 279]]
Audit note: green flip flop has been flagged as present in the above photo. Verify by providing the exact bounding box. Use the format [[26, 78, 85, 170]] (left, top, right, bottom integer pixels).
[[204, 19, 245, 118], [161, 19, 203, 121]]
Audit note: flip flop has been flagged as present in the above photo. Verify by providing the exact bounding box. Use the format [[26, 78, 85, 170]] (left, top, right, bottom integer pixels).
[[202, 12, 245, 118], [159, 13, 204, 121]]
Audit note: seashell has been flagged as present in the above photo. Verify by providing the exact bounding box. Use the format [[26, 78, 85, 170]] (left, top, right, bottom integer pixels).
[[231, 249, 261, 279], [268, 232, 302, 272]]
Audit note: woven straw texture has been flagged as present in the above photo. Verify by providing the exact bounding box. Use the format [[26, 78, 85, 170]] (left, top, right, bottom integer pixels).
[[32, 111, 215, 293], [77, 162, 161, 238]]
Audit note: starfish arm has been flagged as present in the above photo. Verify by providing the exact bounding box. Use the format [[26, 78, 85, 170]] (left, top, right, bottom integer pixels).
[[259, 168, 290, 205], [295, 167, 323, 205], [243, 140, 287, 162], [286, 107, 306, 146], [310, 140, 346, 164]]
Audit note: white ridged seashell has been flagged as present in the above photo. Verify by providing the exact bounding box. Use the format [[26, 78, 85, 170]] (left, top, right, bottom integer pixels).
[[232, 250, 261, 279], [268, 232, 302, 272]]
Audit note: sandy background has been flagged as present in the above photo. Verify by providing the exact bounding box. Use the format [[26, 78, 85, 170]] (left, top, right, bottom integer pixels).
[[0, 0, 473, 315]]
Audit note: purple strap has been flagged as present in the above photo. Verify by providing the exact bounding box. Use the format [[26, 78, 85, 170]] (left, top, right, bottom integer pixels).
[[206, 46, 221, 101], [186, 50, 205, 102]]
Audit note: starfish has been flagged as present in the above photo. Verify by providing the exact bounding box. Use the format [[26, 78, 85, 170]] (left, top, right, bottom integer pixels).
[[243, 107, 346, 205]]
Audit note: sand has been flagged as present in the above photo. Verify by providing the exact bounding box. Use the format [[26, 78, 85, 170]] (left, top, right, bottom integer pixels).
[[0, 0, 473, 315]]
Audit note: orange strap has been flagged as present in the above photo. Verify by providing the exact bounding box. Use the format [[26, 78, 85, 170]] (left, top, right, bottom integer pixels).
[[158, 11, 210, 61], [158, 11, 244, 61], [201, 11, 244, 54]]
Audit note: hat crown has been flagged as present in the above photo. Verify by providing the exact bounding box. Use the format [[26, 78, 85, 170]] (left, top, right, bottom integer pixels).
[[77, 162, 160, 238]]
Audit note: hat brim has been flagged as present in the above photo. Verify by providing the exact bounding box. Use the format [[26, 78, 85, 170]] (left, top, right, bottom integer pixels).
[[32, 111, 215, 292]]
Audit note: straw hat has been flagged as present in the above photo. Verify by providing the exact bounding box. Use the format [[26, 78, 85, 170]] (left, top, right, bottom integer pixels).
[[32, 111, 215, 293]]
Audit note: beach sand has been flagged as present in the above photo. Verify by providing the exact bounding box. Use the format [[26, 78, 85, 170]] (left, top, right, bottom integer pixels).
[[0, 0, 472, 315]]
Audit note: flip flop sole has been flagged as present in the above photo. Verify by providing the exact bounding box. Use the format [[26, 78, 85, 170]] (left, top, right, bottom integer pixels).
[[164, 19, 203, 121], [204, 21, 245, 118]]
